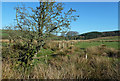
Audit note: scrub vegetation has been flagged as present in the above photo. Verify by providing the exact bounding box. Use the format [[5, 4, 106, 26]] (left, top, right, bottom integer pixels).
[[1, 1, 120, 80]]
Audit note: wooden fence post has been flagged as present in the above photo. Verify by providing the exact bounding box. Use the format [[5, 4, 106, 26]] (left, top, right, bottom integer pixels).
[[59, 42, 61, 49]]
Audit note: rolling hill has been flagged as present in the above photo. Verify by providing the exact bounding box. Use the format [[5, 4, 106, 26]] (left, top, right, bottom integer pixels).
[[1, 29, 120, 40], [78, 30, 120, 39]]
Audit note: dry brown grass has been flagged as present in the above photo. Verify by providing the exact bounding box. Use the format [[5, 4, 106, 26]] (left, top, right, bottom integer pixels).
[[2, 40, 120, 79], [86, 45, 118, 57], [2, 50, 119, 79]]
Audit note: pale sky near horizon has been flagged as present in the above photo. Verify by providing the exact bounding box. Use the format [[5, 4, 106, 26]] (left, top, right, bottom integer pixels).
[[1, 0, 120, 2], [1, 2, 119, 34]]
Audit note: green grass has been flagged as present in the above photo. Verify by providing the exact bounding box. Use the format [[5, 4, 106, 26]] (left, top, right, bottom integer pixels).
[[37, 48, 54, 57], [0, 30, 9, 39], [1, 29, 9, 36], [32, 48, 54, 64], [103, 42, 119, 49], [75, 41, 119, 49], [99, 36, 119, 41], [2, 33, 9, 36], [2, 42, 8, 47]]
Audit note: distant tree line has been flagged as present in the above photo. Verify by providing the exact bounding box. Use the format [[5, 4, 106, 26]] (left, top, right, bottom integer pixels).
[[59, 30, 120, 40]]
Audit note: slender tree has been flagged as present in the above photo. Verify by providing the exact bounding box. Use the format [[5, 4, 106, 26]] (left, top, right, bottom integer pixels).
[[13, 1, 79, 66]]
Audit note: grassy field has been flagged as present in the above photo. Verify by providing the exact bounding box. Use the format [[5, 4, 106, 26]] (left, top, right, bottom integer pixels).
[[100, 37, 119, 41], [1, 33, 120, 79], [75, 41, 119, 50], [92, 36, 119, 41], [0, 30, 9, 39], [2, 40, 120, 79]]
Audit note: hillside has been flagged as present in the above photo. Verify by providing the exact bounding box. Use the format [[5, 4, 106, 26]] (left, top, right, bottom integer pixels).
[[78, 30, 120, 39], [1, 29, 120, 40]]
